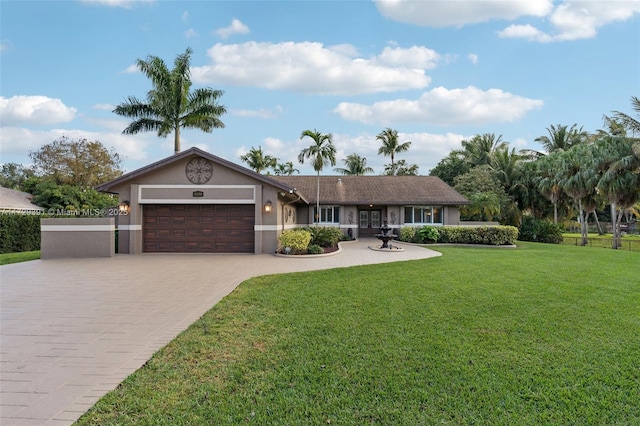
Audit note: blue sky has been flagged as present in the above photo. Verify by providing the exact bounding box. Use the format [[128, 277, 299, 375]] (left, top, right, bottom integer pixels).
[[1, 0, 639, 176]]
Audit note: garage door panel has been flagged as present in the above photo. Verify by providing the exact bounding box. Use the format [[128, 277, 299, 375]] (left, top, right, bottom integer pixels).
[[144, 204, 255, 253]]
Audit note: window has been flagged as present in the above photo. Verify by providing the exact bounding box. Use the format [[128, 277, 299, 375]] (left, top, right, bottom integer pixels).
[[404, 206, 443, 224], [314, 206, 340, 224]]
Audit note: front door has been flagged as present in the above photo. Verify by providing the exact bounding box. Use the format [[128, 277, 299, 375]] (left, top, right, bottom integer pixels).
[[359, 209, 381, 237]]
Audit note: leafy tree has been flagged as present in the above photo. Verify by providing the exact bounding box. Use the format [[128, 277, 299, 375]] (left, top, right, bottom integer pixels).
[[298, 129, 337, 224], [273, 161, 299, 176], [454, 165, 509, 222], [429, 151, 471, 186], [458, 133, 507, 167], [29, 136, 123, 189], [0, 163, 35, 191], [334, 153, 374, 175], [30, 179, 116, 211], [536, 153, 566, 224], [239, 146, 277, 174], [535, 124, 587, 153], [383, 159, 419, 176], [113, 47, 226, 154], [376, 128, 411, 176]]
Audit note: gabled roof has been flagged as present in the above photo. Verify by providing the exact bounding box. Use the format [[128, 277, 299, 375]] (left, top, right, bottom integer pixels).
[[96, 147, 307, 202], [273, 175, 469, 205], [0, 186, 45, 212]]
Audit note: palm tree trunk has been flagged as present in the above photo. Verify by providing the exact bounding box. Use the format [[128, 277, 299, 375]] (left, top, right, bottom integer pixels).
[[579, 200, 588, 246], [611, 202, 620, 249], [592, 210, 604, 235], [174, 124, 181, 154], [316, 170, 320, 227]]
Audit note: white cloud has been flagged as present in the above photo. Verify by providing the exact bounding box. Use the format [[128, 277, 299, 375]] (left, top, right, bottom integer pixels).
[[181, 11, 189, 22], [231, 106, 282, 119], [374, 0, 553, 27], [123, 64, 138, 74], [499, 1, 640, 42], [333, 86, 543, 126], [468, 53, 479, 64], [184, 28, 198, 39], [92, 103, 114, 111], [215, 19, 250, 39], [192, 42, 433, 95], [0, 96, 77, 126]]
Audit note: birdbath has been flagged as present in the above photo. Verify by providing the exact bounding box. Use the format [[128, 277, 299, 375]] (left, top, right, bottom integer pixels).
[[375, 220, 395, 248]]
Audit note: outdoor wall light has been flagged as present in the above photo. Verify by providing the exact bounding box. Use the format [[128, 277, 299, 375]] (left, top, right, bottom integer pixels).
[[119, 200, 130, 213], [264, 200, 273, 213]]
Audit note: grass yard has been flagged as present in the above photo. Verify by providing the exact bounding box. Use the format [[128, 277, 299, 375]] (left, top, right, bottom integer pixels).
[[0, 250, 40, 265], [76, 242, 639, 425], [561, 233, 640, 252]]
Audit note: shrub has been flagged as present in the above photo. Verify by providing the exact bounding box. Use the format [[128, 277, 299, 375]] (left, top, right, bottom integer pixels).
[[278, 229, 312, 254], [304, 226, 343, 248], [416, 226, 439, 243], [399, 226, 418, 242], [0, 213, 41, 254], [437, 226, 518, 245], [307, 244, 324, 255], [519, 216, 563, 244]]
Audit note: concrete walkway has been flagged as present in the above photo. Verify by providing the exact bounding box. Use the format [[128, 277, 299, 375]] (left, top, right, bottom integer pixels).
[[0, 240, 439, 425]]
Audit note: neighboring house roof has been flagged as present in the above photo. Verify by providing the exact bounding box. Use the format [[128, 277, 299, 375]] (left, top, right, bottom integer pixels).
[[0, 186, 45, 212], [273, 175, 470, 205], [96, 147, 308, 203]]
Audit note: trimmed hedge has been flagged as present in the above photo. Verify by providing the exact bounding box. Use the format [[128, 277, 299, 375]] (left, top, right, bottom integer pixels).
[[399, 225, 518, 246], [0, 213, 41, 253], [303, 226, 344, 248]]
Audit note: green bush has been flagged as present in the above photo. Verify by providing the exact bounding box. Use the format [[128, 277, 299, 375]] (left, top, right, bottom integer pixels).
[[0, 213, 41, 253], [437, 226, 518, 245], [307, 244, 324, 255], [304, 226, 343, 248], [519, 216, 563, 244], [399, 226, 418, 242], [416, 226, 439, 243], [279, 229, 312, 254]]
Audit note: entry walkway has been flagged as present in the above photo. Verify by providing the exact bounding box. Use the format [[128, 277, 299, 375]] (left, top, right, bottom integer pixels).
[[0, 240, 439, 425]]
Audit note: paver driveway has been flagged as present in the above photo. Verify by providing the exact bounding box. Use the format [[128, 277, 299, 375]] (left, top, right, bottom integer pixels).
[[0, 240, 439, 425]]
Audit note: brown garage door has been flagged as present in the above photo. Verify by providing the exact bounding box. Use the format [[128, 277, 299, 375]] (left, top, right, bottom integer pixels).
[[143, 204, 255, 253]]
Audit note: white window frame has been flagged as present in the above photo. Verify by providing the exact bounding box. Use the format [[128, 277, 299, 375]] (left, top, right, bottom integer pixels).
[[404, 206, 443, 225], [314, 205, 340, 224]]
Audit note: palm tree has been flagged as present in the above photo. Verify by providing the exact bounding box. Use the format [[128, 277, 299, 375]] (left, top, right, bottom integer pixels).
[[537, 153, 565, 224], [239, 146, 277, 174], [334, 153, 374, 175], [298, 129, 337, 225], [535, 124, 587, 154], [459, 133, 508, 166], [273, 161, 299, 176], [376, 128, 411, 175], [383, 159, 419, 176], [610, 96, 640, 136], [113, 47, 226, 154]]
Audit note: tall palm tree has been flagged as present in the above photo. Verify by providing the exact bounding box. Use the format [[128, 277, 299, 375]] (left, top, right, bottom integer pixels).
[[273, 161, 299, 176], [535, 124, 587, 154], [113, 47, 226, 154], [298, 129, 336, 225], [239, 146, 277, 174], [376, 128, 411, 175], [334, 153, 374, 175], [459, 133, 508, 166]]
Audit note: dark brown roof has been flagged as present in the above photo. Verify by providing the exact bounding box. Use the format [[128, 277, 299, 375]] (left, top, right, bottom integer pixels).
[[96, 147, 304, 201], [273, 175, 469, 205]]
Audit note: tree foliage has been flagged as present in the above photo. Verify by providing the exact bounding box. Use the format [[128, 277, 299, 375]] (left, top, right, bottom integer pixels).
[[239, 146, 277, 174], [377, 128, 411, 175], [383, 159, 419, 176], [29, 136, 123, 189], [113, 47, 226, 154], [334, 153, 374, 175], [0, 163, 35, 191]]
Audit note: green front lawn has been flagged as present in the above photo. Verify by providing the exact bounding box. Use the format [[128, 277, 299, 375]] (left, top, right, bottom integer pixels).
[[77, 242, 639, 425], [0, 250, 40, 265]]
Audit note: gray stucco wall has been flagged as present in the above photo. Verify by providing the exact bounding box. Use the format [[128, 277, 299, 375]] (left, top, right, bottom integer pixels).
[[41, 218, 115, 259]]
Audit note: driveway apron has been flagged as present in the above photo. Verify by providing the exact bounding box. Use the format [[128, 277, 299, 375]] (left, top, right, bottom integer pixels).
[[0, 240, 439, 425]]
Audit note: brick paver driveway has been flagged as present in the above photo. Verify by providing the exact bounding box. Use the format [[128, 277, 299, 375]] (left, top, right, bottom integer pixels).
[[0, 240, 439, 425]]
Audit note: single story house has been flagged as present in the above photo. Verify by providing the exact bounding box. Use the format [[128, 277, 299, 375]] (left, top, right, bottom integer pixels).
[[96, 147, 469, 255], [0, 186, 46, 213]]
